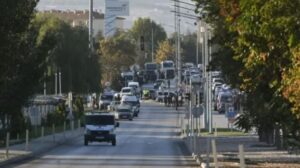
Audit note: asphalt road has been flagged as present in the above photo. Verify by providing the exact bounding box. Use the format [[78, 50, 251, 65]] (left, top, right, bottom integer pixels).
[[9, 101, 197, 168]]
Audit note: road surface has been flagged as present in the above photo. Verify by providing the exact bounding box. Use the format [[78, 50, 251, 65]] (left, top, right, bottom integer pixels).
[[8, 101, 197, 168]]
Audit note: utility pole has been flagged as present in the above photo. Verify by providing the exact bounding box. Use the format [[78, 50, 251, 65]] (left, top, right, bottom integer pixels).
[[208, 30, 213, 133], [196, 21, 199, 65], [59, 71, 62, 95], [200, 21, 207, 130], [151, 21, 154, 63], [174, 0, 179, 89], [55, 72, 57, 95], [177, 1, 182, 85], [89, 0, 94, 54], [43, 73, 47, 96]]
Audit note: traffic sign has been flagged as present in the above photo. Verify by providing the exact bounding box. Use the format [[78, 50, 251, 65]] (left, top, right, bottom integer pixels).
[[226, 106, 236, 119]]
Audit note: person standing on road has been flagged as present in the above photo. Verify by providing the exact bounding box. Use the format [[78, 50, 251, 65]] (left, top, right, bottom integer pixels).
[[164, 93, 168, 106]]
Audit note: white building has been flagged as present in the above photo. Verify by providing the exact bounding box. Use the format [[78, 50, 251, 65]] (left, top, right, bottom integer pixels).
[[39, 10, 125, 37]]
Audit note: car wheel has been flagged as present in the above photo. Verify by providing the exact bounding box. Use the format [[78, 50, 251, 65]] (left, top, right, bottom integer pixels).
[[84, 138, 88, 146], [112, 138, 116, 146], [129, 117, 133, 121]]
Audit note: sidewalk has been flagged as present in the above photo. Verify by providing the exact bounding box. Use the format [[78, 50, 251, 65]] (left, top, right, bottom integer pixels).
[[0, 127, 83, 167], [176, 105, 300, 167], [174, 105, 300, 167], [183, 135, 300, 168]]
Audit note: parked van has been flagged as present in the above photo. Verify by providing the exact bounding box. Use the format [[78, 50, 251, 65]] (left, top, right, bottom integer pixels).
[[217, 92, 234, 113]]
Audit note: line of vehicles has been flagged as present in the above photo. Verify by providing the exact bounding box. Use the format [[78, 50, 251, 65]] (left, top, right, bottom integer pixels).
[[120, 60, 176, 86], [211, 72, 242, 114], [83, 61, 243, 147]]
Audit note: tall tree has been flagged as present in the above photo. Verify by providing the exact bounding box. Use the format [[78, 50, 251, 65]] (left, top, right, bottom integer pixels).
[[155, 40, 174, 63], [99, 31, 136, 90], [0, 0, 56, 133], [169, 32, 198, 64], [193, 0, 300, 143], [130, 18, 167, 65], [35, 14, 101, 94]]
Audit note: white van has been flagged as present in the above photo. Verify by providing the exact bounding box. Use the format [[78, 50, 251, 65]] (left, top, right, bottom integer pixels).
[[128, 82, 141, 95], [217, 92, 234, 113], [120, 87, 134, 97]]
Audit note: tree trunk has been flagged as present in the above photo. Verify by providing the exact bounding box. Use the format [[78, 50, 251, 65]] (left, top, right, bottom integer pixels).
[[258, 126, 274, 145], [274, 124, 282, 149]]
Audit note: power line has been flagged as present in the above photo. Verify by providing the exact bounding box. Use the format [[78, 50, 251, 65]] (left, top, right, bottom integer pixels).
[[170, 0, 196, 7], [173, 4, 195, 12], [170, 10, 200, 20]]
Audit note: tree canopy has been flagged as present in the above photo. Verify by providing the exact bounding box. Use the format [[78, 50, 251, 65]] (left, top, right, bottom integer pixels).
[[99, 31, 136, 90], [193, 0, 300, 141], [0, 0, 55, 133], [129, 18, 167, 64], [155, 40, 174, 63], [35, 14, 101, 94]]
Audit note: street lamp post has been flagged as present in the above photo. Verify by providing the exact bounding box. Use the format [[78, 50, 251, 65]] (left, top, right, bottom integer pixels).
[[151, 21, 154, 63], [55, 72, 57, 95], [59, 71, 62, 95], [43, 73, 47, 96]]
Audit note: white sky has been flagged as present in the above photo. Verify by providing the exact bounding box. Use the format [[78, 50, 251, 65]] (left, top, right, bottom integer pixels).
[[36, 0, 198, 36]]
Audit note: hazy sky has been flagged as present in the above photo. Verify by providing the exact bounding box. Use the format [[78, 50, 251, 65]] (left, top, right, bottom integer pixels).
[[36, 0, 198, 36]]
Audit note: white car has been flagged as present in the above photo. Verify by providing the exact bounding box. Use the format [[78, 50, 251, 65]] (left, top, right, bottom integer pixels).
[[121, 95, 140, 117], [212, 78, 224, 84], [212, 82, 223, 92], [120, 87, 134, 97], [128, 82, 141, 95], [190, 74, 202, 84]]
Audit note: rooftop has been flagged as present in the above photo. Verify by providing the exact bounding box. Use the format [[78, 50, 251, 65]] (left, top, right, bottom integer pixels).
[[40, 10, 125, 20]]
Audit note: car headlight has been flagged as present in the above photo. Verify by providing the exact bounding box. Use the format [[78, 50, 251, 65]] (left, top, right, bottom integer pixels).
[[84, 129, 91, 134]]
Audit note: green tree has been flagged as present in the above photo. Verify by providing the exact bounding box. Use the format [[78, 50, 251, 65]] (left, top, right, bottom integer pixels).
[[155, 40, 174, 63], [0, 0, 57, 134], [99, 31, 136, 90], [130, 18, 167, 65], [193, 0, 300, 143], [35, 14, 101, 94], [169, 32, 198, 64]]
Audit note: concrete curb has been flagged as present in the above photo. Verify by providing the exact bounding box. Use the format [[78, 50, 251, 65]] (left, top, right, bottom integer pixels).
[[0, 129, 83, 168]]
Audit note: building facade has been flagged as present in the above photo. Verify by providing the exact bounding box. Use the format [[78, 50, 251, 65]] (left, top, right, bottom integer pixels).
[[39, 10, 125, 37]]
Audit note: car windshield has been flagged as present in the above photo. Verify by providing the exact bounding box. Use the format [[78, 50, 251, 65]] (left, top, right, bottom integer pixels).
[[117, 109, 131, 112], [85, 115, 114, 125], [129, 85, 137, 89], [124, 76, 133, 81], [101, 95, 113, 101], [221, 95, 233, 103], [163, 62, 173, 68], [123, 101, 138, 106], [122, 89, 131, 93], [146, 64, 157, 70]]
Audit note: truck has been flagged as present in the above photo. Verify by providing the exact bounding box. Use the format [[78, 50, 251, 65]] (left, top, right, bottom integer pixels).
[[160, 60, 175, 80], [144, 62, 158, 82], [121, 71, 134, 87]]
